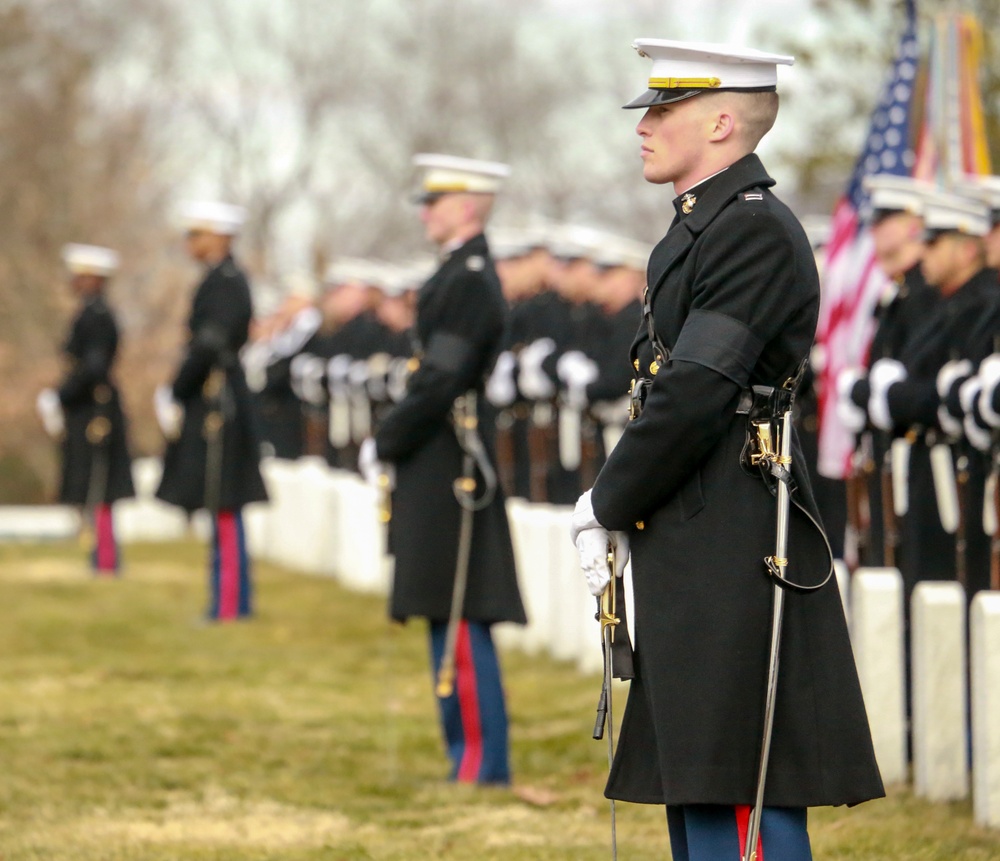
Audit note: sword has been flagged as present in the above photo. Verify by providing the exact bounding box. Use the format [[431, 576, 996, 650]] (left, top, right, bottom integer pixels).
[[203, 368, 230, 515], [435, 392, 494, 698], [744, 408, 794, 861], [592, 546, 619, 861], [83, 384, 113, 548]]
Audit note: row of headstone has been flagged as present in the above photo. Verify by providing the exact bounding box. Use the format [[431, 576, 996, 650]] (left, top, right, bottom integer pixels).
[[850, 568, 1000, 828], [15, 456, 998, 827]]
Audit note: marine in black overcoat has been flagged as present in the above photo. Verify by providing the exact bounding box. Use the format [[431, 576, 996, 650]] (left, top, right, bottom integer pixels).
[[157, 255, 267, 512], [374, 234, 526, 626], [883, 267, 1000, 596], [590, 154, 885, 808], [57, 294, 134, 505], [857, 264, 940, 566]]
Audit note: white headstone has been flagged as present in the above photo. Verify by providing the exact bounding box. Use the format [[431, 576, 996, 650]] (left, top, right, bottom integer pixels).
[[850, 567, 907, 785], [114, 457, 187, 542], [911, 581, 968, 801], [834, 558, 850, 621], [971, 591, 1000, 828]]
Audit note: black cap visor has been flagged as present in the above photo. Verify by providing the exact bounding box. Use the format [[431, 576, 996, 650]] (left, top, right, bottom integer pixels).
[[622, 84, 776, 110], [622, 88, 702, 109]]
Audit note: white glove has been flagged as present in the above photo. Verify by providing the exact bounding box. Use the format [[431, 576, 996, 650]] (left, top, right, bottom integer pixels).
[[486, 351, 518, 407], [959, 376, 991, 452], [518, 338, 556, 400], [241, 341, 270, 393], [290, 353, 326, 405], [936, 358, 973, 438], [387, 357, 411, 403], [835, 367, 867, 434], [36, 388, 65, 438], [977, 353, 1000, 428], [557, 350, 599, 410], [359, 437, 395, 490], [154, 385, 183, 439], [868, 358, 907, 432], [326, 354, 353, 398], [575, 528, 630, 596]]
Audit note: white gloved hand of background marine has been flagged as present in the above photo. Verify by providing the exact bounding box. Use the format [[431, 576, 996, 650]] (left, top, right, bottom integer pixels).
[[572, 489, 630, 596], [36, 388, 65, 438], [359, 436, 395, 491], [153, 385, 183, 439]]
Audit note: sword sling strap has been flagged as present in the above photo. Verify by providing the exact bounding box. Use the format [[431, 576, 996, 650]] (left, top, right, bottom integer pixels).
[[738, 359, 834, 593]]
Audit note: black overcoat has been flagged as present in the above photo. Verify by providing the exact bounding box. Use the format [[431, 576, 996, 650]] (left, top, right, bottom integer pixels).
[[156, 256, 267, 512], [375, 234, 526, 626], [861, 265, 940, 566], [57, 295, 134, 505], [591, 155, 885, 808], [885, 268, 1000, 596]]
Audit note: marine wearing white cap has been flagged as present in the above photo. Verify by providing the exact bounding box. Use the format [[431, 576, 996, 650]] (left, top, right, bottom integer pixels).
[[954, 174, 1000, 268], [572, 35, 885, 861], [623, 39, 793, 109]]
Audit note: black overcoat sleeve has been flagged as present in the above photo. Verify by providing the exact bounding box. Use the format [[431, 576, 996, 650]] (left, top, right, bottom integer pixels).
[[58, 305, 117, 406], [375, 268, 503, 463], [592, 207, 816, 530], [172, 268, 251, 401]]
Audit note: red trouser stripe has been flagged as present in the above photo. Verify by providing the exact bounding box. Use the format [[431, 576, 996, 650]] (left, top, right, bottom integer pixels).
[[736, 805, 764, 861], [455, 621, 483, 782], [217, 511, 239, 620], [94, 504, 116, 573]]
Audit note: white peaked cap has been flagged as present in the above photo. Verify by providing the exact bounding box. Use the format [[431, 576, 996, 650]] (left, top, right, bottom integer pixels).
[[593, 235, 652, 271], [922, 189, 990, 238], [61, 243, 120, 277], [489, 227, 546, 261], [862, 174, 936, 218], [323, 257, 383, 287], [625, 39, 793, 109], [954, 174, 1000, 222], [366, 263, 412, 297], [179, 200, 246, 236], [546, 224, 608, 261], [412, 153, 510, 200]]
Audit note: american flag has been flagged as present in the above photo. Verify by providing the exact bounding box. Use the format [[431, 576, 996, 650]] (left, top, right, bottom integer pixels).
[[815, 0, 920, 479]]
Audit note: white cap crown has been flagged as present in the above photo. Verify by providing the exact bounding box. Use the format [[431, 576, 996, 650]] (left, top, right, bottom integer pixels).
[[62, 243, 120, 277], [179, 200, 246, 236], [922, 190, 990, 237], [413, 153, 510, 200]]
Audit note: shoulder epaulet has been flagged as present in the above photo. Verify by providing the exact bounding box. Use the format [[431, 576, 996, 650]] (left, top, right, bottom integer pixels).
[[221, 261, 239, 278], [740, 191, 765, 202]]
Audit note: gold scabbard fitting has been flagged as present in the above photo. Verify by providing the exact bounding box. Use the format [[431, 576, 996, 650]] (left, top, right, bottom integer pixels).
[[454, 477, 476, 494], [86, 416, 111, 444]]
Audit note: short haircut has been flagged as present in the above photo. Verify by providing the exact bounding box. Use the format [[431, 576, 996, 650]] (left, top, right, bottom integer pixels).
[[703, 90, 779, 150]]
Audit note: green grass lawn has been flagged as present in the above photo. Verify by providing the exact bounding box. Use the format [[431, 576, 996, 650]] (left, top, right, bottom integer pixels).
[[0, 539, 996, 859]]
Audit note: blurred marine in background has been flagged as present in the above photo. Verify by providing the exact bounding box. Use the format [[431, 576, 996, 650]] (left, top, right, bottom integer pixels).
[[37, 244, 135, 575], [360, 154, 527, 785], [155, 201, 268, 622]]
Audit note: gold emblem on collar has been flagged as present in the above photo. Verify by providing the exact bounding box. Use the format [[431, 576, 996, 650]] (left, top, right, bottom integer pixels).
[[681, 193, 697, 215]]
